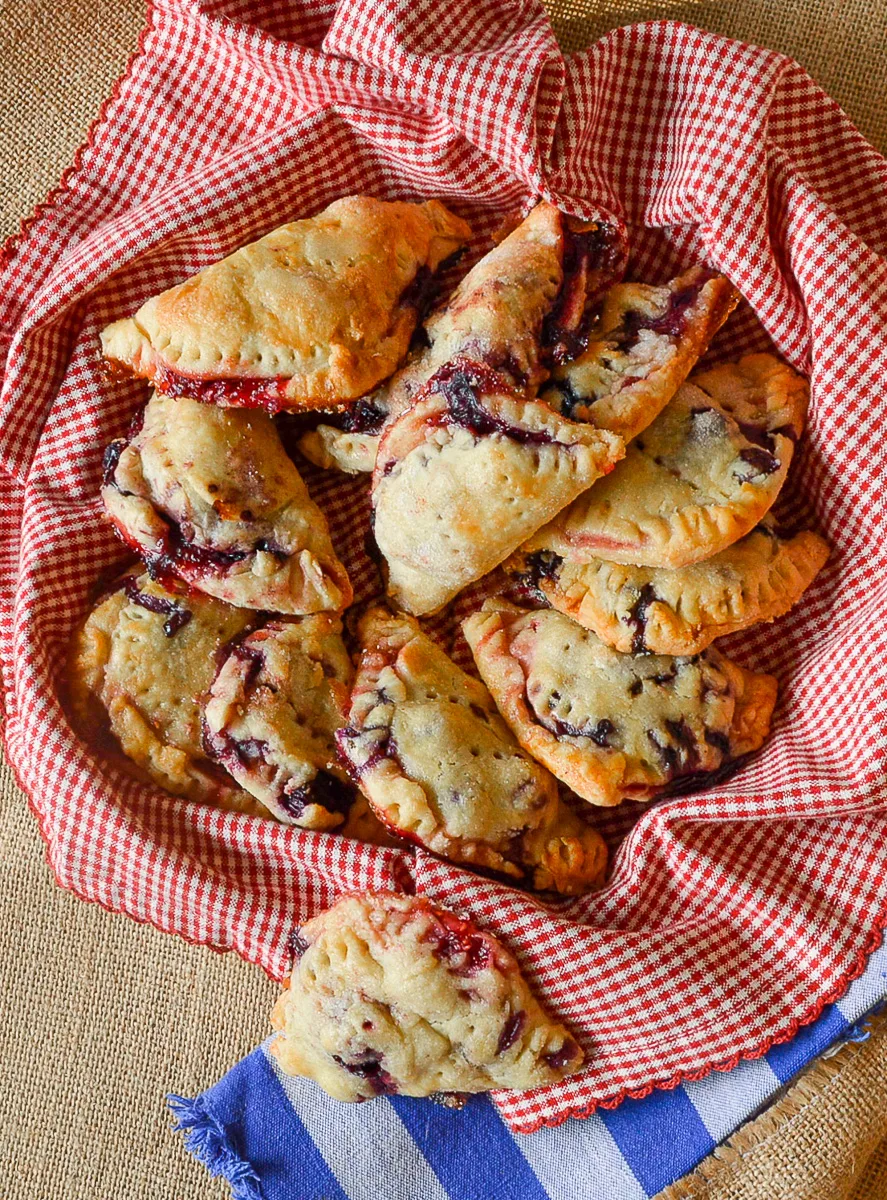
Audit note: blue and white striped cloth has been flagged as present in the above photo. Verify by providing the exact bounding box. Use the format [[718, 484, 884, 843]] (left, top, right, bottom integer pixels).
[[171, 944, 887, 1200]]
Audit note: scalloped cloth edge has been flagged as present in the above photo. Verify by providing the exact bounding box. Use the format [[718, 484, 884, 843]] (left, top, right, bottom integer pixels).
[[656, 1010, 887, 1200]]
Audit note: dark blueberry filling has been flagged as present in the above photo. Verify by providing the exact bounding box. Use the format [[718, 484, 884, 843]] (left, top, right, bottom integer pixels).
[[737, 421, 798, 450], [279, 770, 354, 821], [335, 726, 399, 779], [625, 583, 657, 654], [433, 363, 557, 446], [648, 719, 700, 776], [398, 265, 434, 317], [544, 1038, 580, 1070], [546, 375, 586, 421], [648, 665, 678, 686], [123, 576, 192, 637], [617, 275, 710, 346], [337, 398, 388, 435], [543, 221, 626, 364], [102, 438, 126, 485], [424, 912, 492, 977], [704, 729, 731, 755], [483, 348, 530, 389], [152, 364, 291, 414], [509, 549, 564, 603], [288, 929, 310, 958], [226, 640, 267, 687], [546, 714, 616, 747], [735, 447, 780, 478], [525, 549, 564, 584], [332, 1051, 399, 1096], [497, 1010, 527, 1054]]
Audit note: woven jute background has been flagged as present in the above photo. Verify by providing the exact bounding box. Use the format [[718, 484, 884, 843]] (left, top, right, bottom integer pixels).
[[1, 1, 886, 1196]]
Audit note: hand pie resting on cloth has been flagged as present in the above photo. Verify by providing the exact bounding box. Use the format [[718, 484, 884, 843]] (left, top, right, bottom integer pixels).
[[524, 353, 808, 569], [371, 358, 624, 615], [100, 195, 472, 412], [202, 616, 357, 831], [67, 570, 261, 812], [270, 892, 585, 1101], [506, 517, 829, 656], [102, 393, 352, 613], [463, 599, 777, 807], [540, 264, 739, 441], [298, 200, 627, 474], [335, 607, 607, 894]]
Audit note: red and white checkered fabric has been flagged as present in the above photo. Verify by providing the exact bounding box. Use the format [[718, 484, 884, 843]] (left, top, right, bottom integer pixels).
[[1, 0, 886, 1133]]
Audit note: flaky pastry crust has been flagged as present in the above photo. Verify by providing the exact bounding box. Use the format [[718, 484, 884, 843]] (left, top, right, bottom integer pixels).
[[372, 359, 623, 614], [463, 599, 777, 807], [102, 393, 352, 613], [335, 608, 607, 894], [100, 196, 471, 411], [270, 893, 584, 1100], [506, 519, 829, 655], [541, 265, 739, 441], [524, 354, 808, 569], [67, 570, 260, 811]]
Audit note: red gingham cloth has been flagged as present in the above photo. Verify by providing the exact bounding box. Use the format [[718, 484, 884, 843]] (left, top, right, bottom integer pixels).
[[1, 0, 886, 1133]]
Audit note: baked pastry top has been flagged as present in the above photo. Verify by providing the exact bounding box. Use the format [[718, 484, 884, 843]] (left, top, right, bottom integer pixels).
[[202, 616, 356, 830], [296, 201, 626, 476], [541, 265, 739, 441], [67, 570, 260, 811], [372, 358, 624, 615], [524, 354, 808, 569], [102, 393, 352, 613], [463, 599, 778, 807], [506, 518, 829, 655], [100, 196, 471, 412], [335, 607, 607, 894], [270, 892, 585, 1100]]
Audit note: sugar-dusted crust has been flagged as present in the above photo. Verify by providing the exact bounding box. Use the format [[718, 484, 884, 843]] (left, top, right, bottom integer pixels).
[[202, 616, 356, 829], [100, 196, 471, 412], [67, 570, 260, 812], [540, 265, 739, 441], [269, 892, 584, 1100], [372, 359, 624, 615], [524, 354, 808, 569], [101, 393, 352, 613], [463, 599, 777, 807], [506, 519, 829, 655], [335, 608, 607, 894]]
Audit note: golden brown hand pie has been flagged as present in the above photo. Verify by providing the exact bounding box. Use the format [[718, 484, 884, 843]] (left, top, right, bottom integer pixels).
[[100, 196, 472, 412], [541, 265, 739, 442], [67, 569, 260, 812], [372, 359, 624, 615], [335, 607, 607, 894], [464, 599, 778, 807], [524, 354, 808, 569], [102, 393, 352, 614], [270, 893, 584, 1101], [506, 518, 829, 655], [202, 616, 355, 830], [297, 201, 627, 474]]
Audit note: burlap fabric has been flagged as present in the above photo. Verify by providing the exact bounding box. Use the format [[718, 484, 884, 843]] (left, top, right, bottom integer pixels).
[[1, 0, 886, 1195]]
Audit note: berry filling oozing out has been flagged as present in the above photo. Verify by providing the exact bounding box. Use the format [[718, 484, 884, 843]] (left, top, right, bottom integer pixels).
[[543, 221, 627, 364]]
